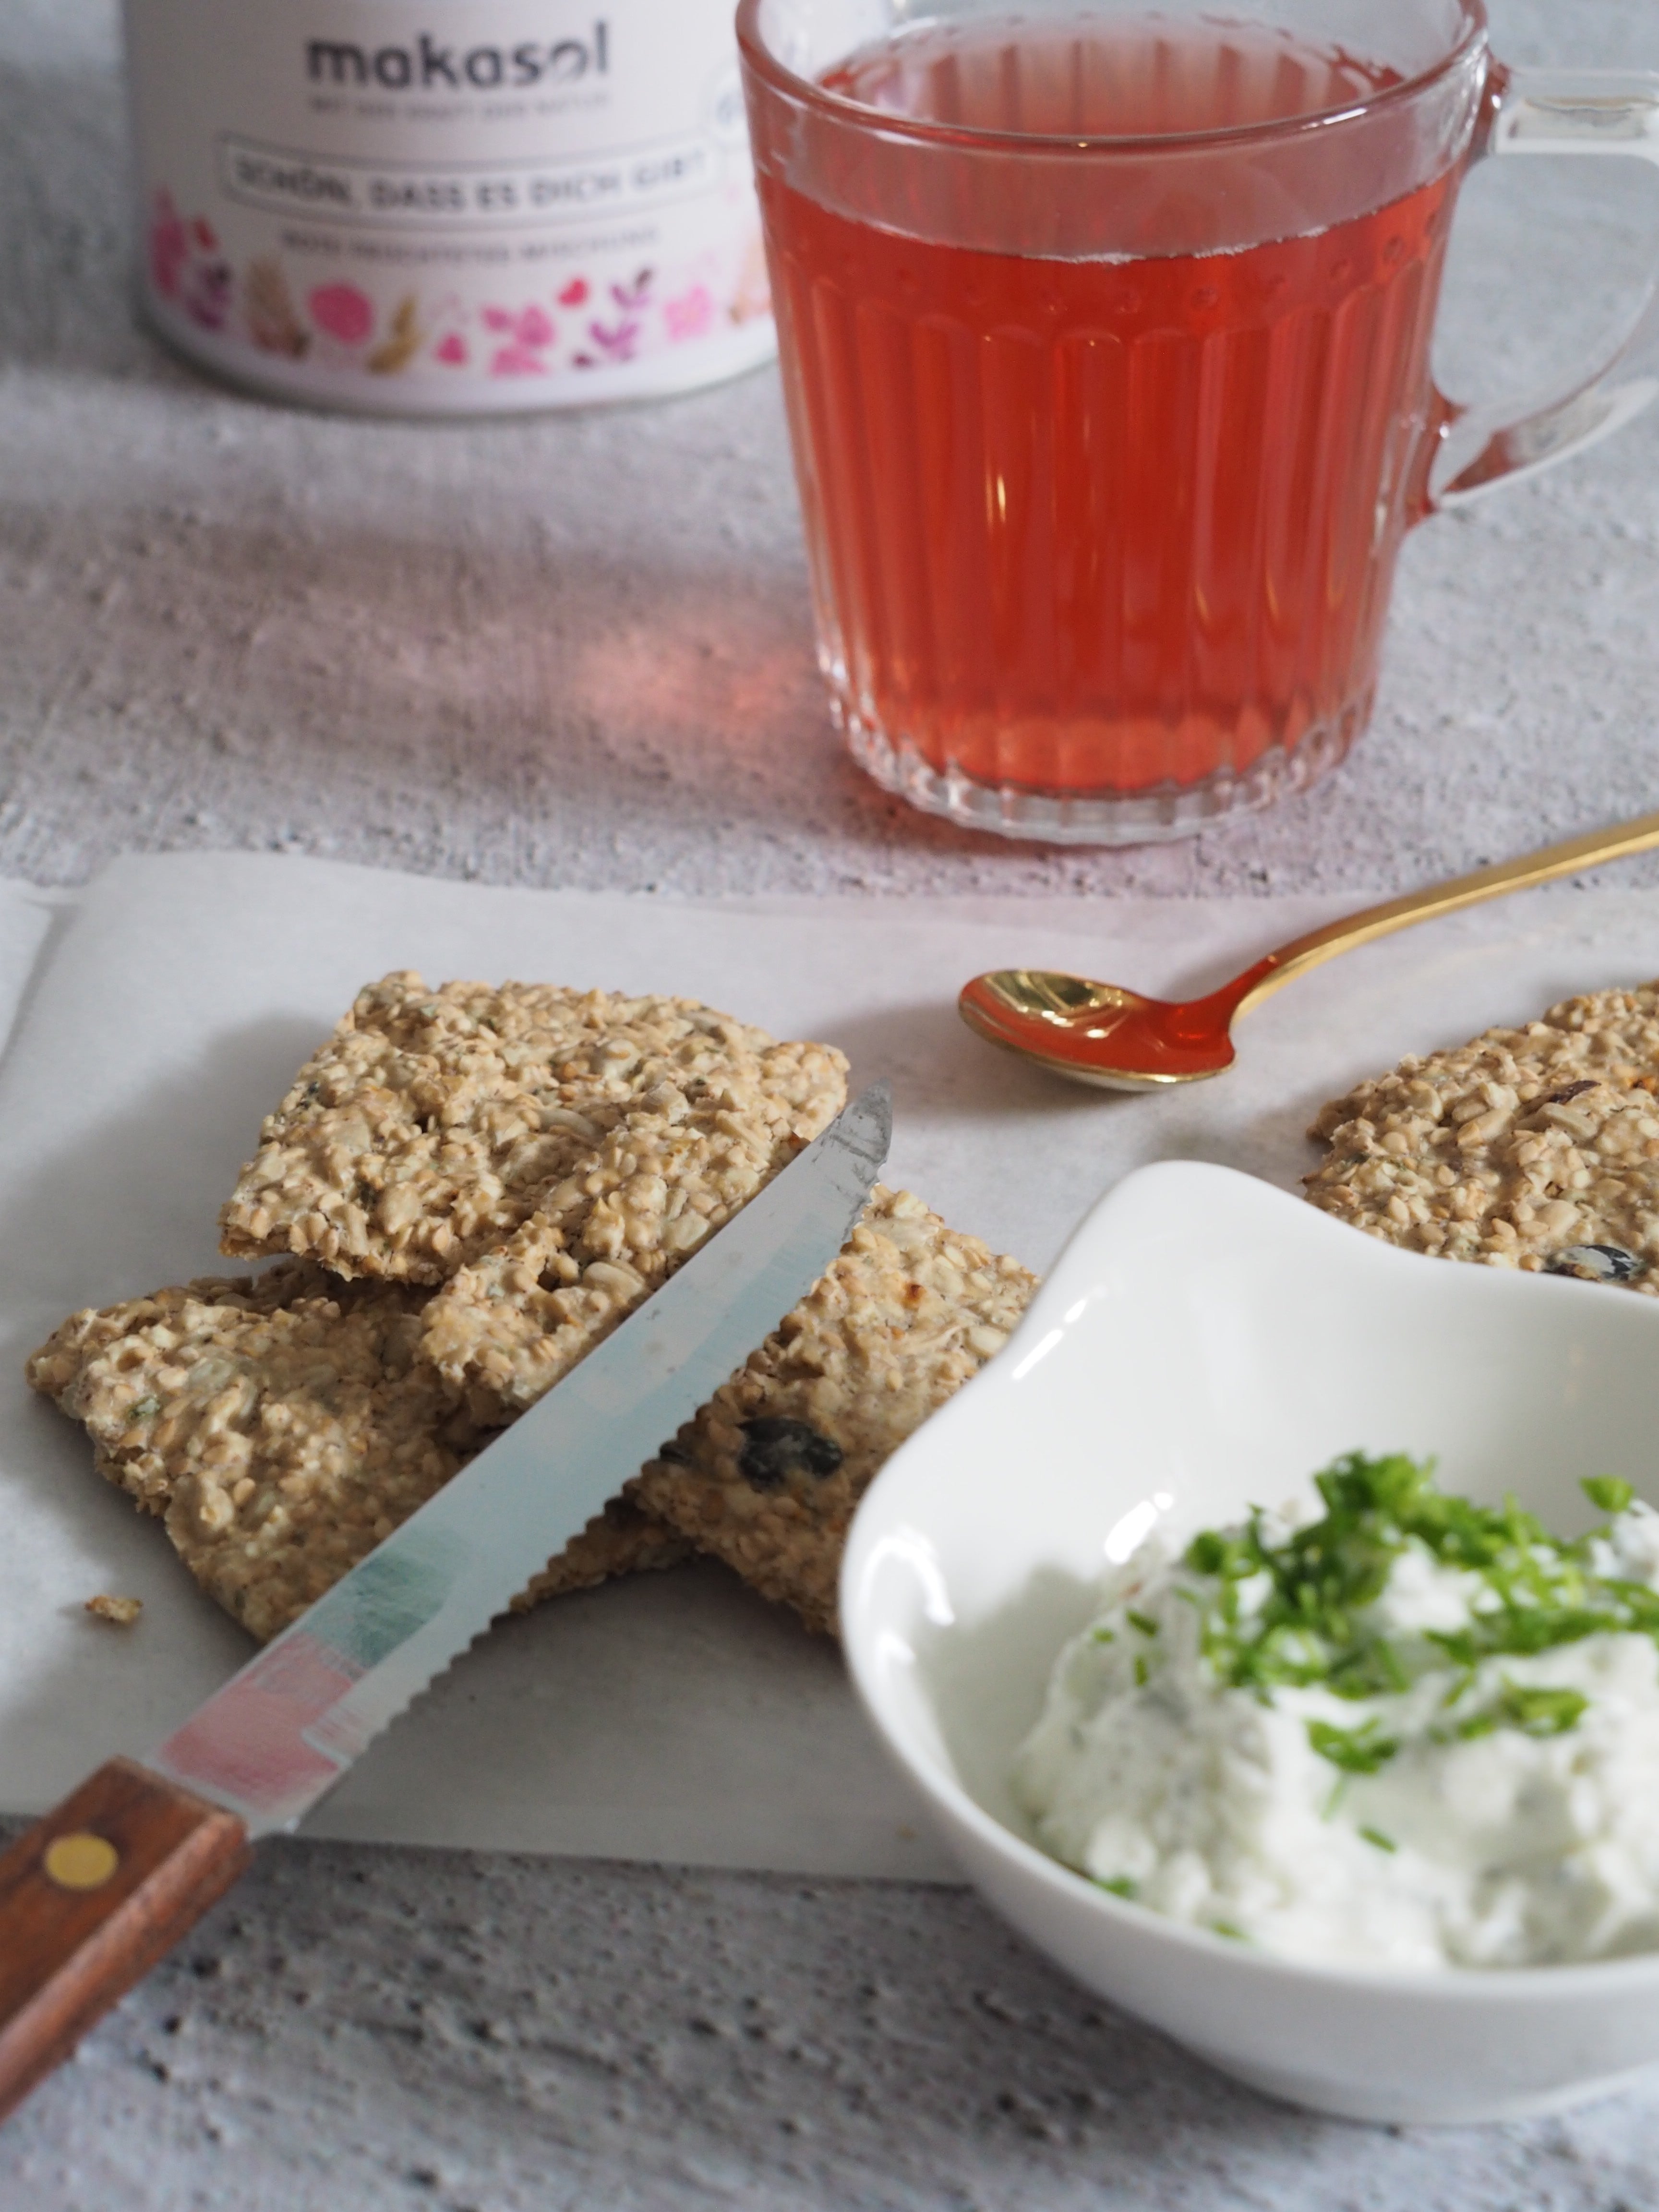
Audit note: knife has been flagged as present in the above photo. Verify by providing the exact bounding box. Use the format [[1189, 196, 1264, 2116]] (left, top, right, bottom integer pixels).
[[0, 1082, 891, 2122]]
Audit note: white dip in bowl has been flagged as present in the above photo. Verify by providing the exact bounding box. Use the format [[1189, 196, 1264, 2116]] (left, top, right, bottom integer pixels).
[[1016, 1464, 1659, 1971], [840, 1163, 1659, 2123]]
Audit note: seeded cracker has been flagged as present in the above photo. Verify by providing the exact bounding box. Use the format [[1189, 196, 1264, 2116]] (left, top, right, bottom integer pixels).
[[1304, 980, 1659, 1288], [217, 972, 828, 1283], [424, 1055, 849, 1418], [26, 1261, 687, 1641], [626, 1187, 1038, 1638]]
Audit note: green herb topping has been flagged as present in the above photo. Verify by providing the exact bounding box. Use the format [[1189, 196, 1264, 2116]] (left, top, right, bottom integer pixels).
[[1584, 1477, 1635, 1516], [1178, 1453, 1649, 1760], [1306, 1718, 1397, 1774], [1449, 1682, 1589, 1742]]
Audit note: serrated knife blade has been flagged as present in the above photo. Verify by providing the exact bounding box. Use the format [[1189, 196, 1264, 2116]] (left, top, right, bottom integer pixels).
[[0, 1083, 890, 2121]]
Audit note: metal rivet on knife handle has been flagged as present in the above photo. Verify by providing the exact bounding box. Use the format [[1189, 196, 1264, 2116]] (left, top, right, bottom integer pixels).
[[41, 1834, 120, 1891]]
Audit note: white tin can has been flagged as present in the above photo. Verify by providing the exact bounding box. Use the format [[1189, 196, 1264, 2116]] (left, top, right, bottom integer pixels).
[[122, 0, 776, 411]]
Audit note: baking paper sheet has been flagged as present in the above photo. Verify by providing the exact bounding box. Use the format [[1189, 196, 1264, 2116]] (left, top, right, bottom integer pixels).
[[3, 851, 1658, 1877]]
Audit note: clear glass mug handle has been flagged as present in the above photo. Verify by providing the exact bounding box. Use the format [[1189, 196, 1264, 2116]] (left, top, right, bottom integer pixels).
[[1429, 66, 1659, 508]]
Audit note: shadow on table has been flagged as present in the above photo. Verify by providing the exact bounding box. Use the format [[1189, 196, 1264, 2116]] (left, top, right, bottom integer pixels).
[[0, 475, 1017, 872]]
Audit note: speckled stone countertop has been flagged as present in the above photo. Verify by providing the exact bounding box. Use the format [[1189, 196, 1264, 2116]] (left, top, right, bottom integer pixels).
[[8, 0, 1659, 2204]]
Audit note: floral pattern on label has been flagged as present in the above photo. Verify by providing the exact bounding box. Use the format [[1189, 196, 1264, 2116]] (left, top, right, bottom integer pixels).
[[148, 187, 770, 385]]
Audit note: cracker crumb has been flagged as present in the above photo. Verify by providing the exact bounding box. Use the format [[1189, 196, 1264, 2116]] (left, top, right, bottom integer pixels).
[[85, 1593, 142, 1626]]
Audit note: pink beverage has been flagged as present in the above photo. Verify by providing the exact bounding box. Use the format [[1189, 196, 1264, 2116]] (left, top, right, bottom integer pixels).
[[749, 9, 1473, 840]]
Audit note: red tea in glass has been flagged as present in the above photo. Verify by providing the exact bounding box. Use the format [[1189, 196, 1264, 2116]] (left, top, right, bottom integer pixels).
[[738, 0, 1659, 842]]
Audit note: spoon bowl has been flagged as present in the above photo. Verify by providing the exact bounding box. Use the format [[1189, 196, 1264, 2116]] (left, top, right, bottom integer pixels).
[[958, 965, 1272, 1090], [960, 809, 1659, 1089]]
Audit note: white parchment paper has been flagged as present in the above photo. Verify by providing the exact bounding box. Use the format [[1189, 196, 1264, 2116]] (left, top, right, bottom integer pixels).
[[3, 851, 1659, 1876]]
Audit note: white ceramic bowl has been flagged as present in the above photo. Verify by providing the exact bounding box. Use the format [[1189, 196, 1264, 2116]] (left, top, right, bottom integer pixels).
[[841, 1162, 1659, 2125]]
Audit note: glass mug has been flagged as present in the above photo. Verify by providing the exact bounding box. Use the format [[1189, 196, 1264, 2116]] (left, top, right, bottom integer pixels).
[[738, 0, 1659, 844]]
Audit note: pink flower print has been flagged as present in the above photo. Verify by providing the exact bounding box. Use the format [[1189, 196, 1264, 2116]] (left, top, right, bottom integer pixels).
[[577, 315, 639, 366], [309, 284, 375, 347], [664, 284, 714, 343], [435, 331, 468, 365], [183, 258, 233, 331], [149, 190, 231, 325], [558, 277, 589, 307], [576, 274, 650, 361], [482, 303, 556, 375], [149, 189, 188, 301]]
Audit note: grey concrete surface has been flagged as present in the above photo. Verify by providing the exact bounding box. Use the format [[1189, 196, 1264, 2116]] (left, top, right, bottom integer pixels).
[[12, 1831, 1659, 2212], [9, 0, 1659, 2205]]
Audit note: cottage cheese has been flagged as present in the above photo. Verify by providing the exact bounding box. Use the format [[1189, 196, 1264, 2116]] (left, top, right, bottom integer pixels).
[[1015, 1457, 1659, 1969]]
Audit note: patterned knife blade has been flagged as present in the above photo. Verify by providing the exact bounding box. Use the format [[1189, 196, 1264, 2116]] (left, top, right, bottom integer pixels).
[[151, 1080, 891, 1834]]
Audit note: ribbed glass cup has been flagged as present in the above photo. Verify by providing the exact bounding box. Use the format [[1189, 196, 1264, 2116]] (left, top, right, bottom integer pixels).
[[739, 0, 1488, 843]]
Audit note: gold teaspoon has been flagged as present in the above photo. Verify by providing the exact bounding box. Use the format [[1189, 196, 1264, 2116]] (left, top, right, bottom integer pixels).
[[959, 809, 1659, 1091]]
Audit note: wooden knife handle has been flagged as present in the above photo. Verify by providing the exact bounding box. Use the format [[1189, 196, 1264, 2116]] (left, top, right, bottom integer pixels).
[[0, 1757, 251, 2123]]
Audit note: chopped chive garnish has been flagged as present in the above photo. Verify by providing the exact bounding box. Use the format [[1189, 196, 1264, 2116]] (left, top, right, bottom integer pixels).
[[1359, 1826, 1397, 1853], [1498, 1682, 1588, 1738], [1162, 1452, 1646, 1745], [1133, 1655, 1150, 1688], [1454, 1710, 1498, 1742], [1584, 1476, 1635, 1515], [1095, 1875, 1137, 1899], [1307, 1718, 1397, 1774], [1126, 1610, 1159, 1637]]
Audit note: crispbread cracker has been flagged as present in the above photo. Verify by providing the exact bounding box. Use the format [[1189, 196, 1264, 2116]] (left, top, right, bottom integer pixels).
[[1304, 980, 1659, 1287], [218, 972, 843, 1285], [424, 1054, 848, 1417], [628, 1187, 1038, 1637], [27, 1261, 685, 1641]]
